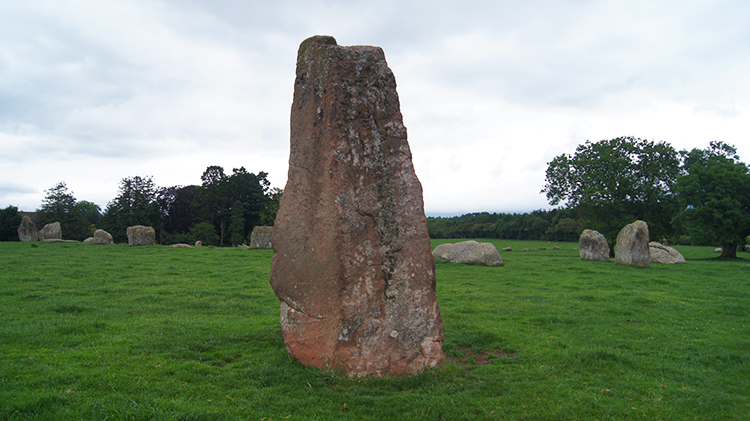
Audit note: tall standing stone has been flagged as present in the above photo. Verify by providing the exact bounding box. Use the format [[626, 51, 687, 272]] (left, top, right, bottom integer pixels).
[[269, 36, 444, 377], [615, 220, 651, 267], [17, 215, 39, 242], [579, 229, 610, 261]]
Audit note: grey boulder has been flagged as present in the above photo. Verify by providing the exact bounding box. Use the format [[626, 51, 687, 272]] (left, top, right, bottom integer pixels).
[[432, 241, 503, 266]]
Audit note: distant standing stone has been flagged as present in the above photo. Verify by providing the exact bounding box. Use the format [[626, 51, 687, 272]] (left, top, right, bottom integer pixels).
[[126, 225, 156, 246], [269, 36, 444, 377], [195, 241, 202, 247], [17, 216, 39, 242], [649, 242, 686, 264], [579, 229, 610, 262], [39, 222, 62, 241], [248, 226, 273, 249], [432, 241, 503, 266], [92, 229, 113, 244], [502, 247, 512, 252], [615, 220, 650, 267]]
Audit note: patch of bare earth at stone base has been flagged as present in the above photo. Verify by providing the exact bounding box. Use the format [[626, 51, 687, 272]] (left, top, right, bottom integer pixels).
[[450, 347, 516, 368]]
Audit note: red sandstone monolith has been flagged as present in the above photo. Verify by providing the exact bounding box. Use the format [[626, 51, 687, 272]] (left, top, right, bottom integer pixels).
[[269, 36, 444, 377]]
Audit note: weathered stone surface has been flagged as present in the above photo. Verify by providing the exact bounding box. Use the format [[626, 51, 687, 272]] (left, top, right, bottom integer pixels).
[[83, 237, 94, 243], [170, 243, 192, 248], [523, 248, 531, 251], [432, 241, 503, 266], [92, 229, 113, 245], [649, 242, 686, 264], [126, 225, 156, 246], [502, 247, 512, 252], [249, 226, 273, 249], [269, 36, 444, 377], [18, 216, 40, 242], [195, 241, 202, 247], [615, 220, 650, 267], [39, 222, 62, 240], [579, 229, 610, 262]]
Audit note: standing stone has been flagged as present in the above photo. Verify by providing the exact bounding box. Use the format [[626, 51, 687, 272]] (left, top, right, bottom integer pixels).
[[39, 222, 62, 241], [269, 36, 444, 377], [579, 229, 610, 262], [17, 216, 40, 242], [92, 229, 114, 245], [126, 225, 156, 246], [649, 242, 686, 264], [615, 220, 650, 267], [248, 226, 273, 249]]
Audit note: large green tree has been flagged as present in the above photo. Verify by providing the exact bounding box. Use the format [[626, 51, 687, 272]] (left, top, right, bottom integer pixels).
[[0, 205, 22, 241], [194, 166, 272, 246], [195, 166, 231, 245], [259, 187, 283, 226], [673, 141, 750, 258], [75, 200, 103, 234], [228, 200, 246, 246], [542, 137, 680, 252], [102, 176, 160, 243], [157, 185, 198, 244], [36, 182, 91, 241]]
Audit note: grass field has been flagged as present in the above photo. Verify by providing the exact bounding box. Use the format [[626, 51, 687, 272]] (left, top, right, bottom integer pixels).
[[1, 239, 748, 420]]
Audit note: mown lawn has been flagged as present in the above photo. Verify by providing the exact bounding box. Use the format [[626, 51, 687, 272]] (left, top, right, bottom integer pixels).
[[0, 240, 748, 420]]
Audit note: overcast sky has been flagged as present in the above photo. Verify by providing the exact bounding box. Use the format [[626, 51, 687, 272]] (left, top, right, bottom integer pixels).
[[1, 0, 748, 216]]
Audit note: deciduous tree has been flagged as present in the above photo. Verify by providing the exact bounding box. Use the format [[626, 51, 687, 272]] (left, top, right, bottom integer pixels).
[[0, 205, 21, 241], [36, 182, 90, 240], [102, 176, 159, 243], [157, 185, 198, 244], [673, 141, 750, 258], [542, 137, 680, 253], [229, 200, 246, 246]]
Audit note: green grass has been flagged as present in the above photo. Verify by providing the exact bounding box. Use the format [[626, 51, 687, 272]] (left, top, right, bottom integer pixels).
[[0, 240, 748, 420]]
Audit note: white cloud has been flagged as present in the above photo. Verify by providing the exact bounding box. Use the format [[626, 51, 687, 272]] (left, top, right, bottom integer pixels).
[[0, 0, 748, 214]]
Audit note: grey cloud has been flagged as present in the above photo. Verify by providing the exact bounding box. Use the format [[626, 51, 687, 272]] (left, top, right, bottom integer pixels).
[[1, 0, 748, 214], [0, 181, 37, 195]]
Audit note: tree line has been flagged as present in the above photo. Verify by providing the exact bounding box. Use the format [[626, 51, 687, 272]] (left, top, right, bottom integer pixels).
[[0, 166, 281, 246], [430, 138, 750, 258], [427, 208, 583, 243], [3, 138, 749, 256]]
